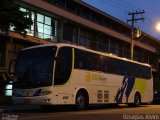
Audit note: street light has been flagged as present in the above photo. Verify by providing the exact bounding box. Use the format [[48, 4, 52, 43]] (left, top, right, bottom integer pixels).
[[139, 23, 160, 41], [130, 22, 160, 61], [155, 23, 160, 31]]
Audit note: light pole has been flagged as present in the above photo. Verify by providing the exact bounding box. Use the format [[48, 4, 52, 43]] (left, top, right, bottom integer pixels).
[[127, 10, 145, 60]]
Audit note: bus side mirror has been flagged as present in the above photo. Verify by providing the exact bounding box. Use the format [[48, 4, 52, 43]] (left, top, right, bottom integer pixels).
[[9, 60, 16, 75]]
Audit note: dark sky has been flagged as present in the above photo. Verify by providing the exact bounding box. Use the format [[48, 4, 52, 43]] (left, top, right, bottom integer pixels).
[[83, 0, 160, 40]]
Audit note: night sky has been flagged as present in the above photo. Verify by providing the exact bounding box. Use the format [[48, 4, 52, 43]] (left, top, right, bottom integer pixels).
[[83, 0, 160, 40]]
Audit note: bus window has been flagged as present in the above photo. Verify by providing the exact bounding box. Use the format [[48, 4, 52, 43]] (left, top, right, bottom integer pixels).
[[54, 47, 72, 85], [74, 49, 91, 70]]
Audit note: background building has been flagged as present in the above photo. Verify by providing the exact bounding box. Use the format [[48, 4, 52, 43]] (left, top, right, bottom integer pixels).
[[0, 0, 160, 96]]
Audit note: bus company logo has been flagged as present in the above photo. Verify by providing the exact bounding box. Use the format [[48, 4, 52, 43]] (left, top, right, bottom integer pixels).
[[85, 72, 92, 82], [2, 114, 18, 120], [85, 72, 107, 82]]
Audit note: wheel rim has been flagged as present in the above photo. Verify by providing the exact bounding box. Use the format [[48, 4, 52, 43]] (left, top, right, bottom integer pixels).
[[77, 95, 85, 107], [135, 95, 140, 105]]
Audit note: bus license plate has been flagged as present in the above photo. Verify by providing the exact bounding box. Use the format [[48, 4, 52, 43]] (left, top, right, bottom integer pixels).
[[24, 99, 31, 104]]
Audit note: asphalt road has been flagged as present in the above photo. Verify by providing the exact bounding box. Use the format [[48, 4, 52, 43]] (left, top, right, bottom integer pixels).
[[1, 105, 160, 120]]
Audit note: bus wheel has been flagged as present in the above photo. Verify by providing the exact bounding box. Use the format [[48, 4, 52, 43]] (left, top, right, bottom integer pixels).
[[75, 91, 87, 111], [134, 93, 141, 106]]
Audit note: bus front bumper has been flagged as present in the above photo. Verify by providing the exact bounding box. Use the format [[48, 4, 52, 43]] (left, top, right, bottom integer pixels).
[[12, 95, 54, 105]]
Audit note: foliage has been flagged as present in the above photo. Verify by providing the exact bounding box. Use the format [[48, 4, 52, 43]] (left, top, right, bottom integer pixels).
[[0, 0, 33, 35]]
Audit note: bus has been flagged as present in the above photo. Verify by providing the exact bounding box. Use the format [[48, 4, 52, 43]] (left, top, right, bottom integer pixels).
[[12, 43, 153, 110]]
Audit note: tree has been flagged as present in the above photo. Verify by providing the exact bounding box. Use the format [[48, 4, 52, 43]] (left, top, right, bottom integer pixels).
[[0, 0, 33, 100], [0, 0, 33, 35]]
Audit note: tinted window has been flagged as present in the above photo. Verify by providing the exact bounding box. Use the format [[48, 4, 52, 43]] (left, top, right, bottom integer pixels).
[[14, 46, 56, 89], [54, 47, 72, 85], [74, 48, 151, 79]]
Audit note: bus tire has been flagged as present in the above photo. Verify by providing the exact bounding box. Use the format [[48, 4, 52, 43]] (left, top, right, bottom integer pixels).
[[75, 91, 87, 111], [134, 92, 141, 106]]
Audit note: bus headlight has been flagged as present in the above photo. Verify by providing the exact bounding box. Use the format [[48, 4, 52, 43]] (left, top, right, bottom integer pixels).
[[5, 84, 13, 96]]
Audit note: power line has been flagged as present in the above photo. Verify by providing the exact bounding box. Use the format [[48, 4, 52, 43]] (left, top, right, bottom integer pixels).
[[103, 0, 157, 32], [110, 0, 139, 11], [103, 0, 127, 12], [84, 0, 158, 37]]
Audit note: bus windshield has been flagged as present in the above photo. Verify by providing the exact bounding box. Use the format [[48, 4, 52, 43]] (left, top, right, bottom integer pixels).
[[14, 46, 57, 89]]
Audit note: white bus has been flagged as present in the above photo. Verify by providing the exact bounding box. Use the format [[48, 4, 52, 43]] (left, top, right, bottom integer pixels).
[[12, 43, 153, 110]]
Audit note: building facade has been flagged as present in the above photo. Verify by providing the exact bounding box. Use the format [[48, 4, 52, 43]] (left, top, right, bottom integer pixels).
[[0, 0, 160, 90]]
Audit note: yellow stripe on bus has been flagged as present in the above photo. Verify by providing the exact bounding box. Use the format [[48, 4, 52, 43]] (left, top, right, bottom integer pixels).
[[133, 78, 147, 95]]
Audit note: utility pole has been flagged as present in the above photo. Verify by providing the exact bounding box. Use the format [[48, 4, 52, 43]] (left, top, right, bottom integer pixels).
[[127, 10, 145, 60]]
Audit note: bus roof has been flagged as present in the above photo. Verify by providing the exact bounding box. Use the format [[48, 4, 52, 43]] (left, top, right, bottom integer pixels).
[[22, 43, 151, 67]]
